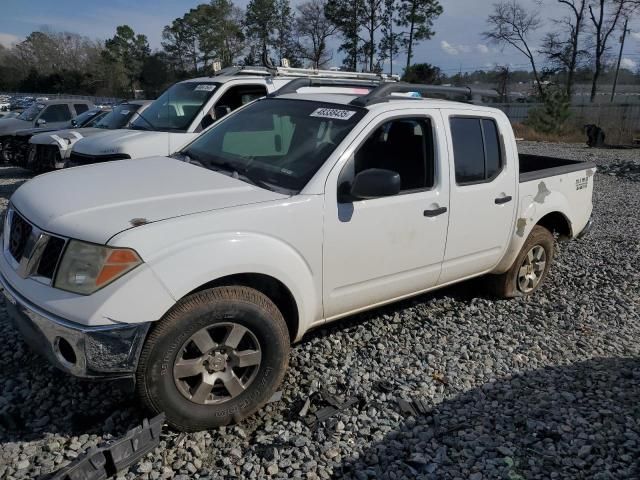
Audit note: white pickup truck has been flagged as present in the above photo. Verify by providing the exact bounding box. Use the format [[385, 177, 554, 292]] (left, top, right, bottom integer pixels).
[[67, 69, 296, 166], [0, 81, 594, 432]]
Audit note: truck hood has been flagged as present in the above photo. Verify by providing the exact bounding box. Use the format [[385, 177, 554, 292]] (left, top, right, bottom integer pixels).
[[72, 129, 191, 159], [30, 127, 105, 145], [10, 156, 289, 244], [0, 118, 32, 135]]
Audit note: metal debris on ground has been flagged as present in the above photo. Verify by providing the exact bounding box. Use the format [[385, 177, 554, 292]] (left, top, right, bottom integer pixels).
[[50, 413, 165, 480], [303, 389, 362, 427]]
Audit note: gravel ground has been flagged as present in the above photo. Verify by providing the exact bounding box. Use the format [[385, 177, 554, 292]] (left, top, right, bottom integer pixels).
[[0, 142, 639, 480]]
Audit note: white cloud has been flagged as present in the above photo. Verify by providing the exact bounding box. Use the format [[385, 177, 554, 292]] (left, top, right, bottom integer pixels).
[[476, 44, 490, 54], [441, 41, 473, 55], [620, 58, 637, 71], [0, 33, 20, 48], [441, 40, 459, 55]]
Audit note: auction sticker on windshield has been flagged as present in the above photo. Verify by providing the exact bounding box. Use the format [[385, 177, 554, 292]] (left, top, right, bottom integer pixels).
[[310, 108, 357, 120], [194, 84, 216, 92]]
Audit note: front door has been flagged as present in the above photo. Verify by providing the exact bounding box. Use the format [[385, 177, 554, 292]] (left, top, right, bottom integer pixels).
[[323, 113, 449, 319]]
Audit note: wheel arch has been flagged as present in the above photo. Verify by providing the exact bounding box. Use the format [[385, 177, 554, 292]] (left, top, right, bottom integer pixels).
[[186, 273, 300, 343], [536, 211, 572, 240]]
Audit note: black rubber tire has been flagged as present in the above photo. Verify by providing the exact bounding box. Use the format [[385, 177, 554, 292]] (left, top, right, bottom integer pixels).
[[136, 286, 290, 432], [488, 225, 554, 298]]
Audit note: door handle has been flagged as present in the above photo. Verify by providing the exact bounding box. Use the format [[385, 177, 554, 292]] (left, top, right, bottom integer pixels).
[[495, 195, 513, 205], [424, 206, 448, 217]]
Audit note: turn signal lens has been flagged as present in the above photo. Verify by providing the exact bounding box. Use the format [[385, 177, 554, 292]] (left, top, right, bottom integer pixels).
[[54, 240, 142, 295]]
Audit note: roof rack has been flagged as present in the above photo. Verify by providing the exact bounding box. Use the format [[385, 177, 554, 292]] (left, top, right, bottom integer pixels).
[[349, 83, 500, 106], [212, 56, 397, 82], [268, 77, 390, 98]]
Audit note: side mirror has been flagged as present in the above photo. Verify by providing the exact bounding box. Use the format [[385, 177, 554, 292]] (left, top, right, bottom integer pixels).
[[36, 118, 46, 126], [350, 168, 401, 200], [71, 119, 78, 127], [214, 105, 231, 120]]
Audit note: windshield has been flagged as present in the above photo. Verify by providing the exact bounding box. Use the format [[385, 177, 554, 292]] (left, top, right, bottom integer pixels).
[[95, 104, 141, 129], [130, 82, 218, 132], [73, 109, 104, 127], [17, 103, 45, 121], [181, 98, 365, 194]]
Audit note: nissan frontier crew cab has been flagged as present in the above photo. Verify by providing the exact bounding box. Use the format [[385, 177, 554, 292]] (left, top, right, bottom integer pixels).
[[0, 80, 595, 432]]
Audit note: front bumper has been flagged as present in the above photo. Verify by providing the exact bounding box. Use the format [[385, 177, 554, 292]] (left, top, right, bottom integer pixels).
[[0, 272, 150, 380]]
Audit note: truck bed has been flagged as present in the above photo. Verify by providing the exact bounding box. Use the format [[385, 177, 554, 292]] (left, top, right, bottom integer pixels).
[[519, 154, 596, 183]]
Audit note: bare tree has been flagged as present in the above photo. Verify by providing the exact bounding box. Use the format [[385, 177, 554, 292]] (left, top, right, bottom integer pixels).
[[295, 0, 337, 68], [484, 0, 545, 98], [587, 0, 633, 102], [538, 0, 588, 98]]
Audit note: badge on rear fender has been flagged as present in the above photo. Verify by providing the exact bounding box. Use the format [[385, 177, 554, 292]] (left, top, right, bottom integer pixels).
[[310, 108, 357, 120]]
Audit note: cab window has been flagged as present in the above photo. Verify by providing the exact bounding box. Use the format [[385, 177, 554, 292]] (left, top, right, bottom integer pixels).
[[347, 118, 435, 193]]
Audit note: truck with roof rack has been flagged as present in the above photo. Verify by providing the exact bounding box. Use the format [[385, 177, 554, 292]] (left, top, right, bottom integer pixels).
[[0, 79, 594, 431], [65, 65, 394, 167]]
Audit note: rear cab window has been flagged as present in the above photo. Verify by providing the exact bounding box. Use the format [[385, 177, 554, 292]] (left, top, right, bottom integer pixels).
[[450, 116, 503, 184]]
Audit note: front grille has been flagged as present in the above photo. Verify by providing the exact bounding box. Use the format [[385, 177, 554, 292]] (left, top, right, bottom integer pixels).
[[8, 212, 32, 261], [5, 208, 67, 282], [36, 236, 65, 279], [69, 151, 130, 166]]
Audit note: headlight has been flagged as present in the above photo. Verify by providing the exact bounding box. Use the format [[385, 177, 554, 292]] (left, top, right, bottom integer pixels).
[[54, 240, 142, 295]]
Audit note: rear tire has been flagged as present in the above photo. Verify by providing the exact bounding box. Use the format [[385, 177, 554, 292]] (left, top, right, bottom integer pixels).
[[136, 286, 290, 432], [489, 225, 554, 298]]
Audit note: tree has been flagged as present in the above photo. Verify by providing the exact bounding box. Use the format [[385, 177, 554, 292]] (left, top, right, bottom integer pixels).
[[402, 62, 442, 83], [360, 0, 386, 71], [295, 0, 337, 68], [162, 17, 198, 72], [587, 0, 630, 102], [539, 0, 588, 99], [484, 1, 544, 99], [245, 0, 279, 57], [103, 25, 150, 96], [379, 0, 402, 75], [325, 0, 364, 70], [397, 0, 442, 72], [273, 0, 301, 65], [163, 0, 245, 73]]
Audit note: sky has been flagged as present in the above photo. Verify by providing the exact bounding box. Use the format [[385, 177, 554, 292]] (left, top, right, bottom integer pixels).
[[0, 0, 639, 74]]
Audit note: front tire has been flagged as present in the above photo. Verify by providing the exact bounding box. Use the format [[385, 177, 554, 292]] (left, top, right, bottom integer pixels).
[[136, 286, 290, 432], [489, 225, 554, 298]]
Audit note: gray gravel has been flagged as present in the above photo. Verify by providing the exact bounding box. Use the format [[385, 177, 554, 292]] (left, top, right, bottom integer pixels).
[[0, 142, 639, 480]]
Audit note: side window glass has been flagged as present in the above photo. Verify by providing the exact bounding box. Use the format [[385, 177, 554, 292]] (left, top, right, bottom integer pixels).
[[450, 118, 485, 183], [450, 117, 503, 184], [352, 118, 433, 192], [482, 119, 502, 179], [216, 85, 268, 111], [74, 104, 89, 114], [40, 104, 72, 122]]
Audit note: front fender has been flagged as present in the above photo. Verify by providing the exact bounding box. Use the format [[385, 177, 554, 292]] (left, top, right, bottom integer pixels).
[[142, 232, 320, 340]]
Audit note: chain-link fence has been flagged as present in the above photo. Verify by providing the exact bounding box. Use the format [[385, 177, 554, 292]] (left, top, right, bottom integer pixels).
[[495, 103, 640, 142]]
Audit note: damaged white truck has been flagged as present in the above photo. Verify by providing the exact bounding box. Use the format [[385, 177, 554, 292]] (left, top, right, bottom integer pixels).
[[0, 80, 594, 431]]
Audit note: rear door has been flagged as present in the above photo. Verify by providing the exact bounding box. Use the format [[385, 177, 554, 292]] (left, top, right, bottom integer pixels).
[[439, 110, 517, 284], [323, 111, 449, 318]]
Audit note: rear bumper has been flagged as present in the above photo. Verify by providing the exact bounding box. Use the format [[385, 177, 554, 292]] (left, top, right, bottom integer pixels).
[[576, 217, 593, 240], [0, 271, 149, 380]]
